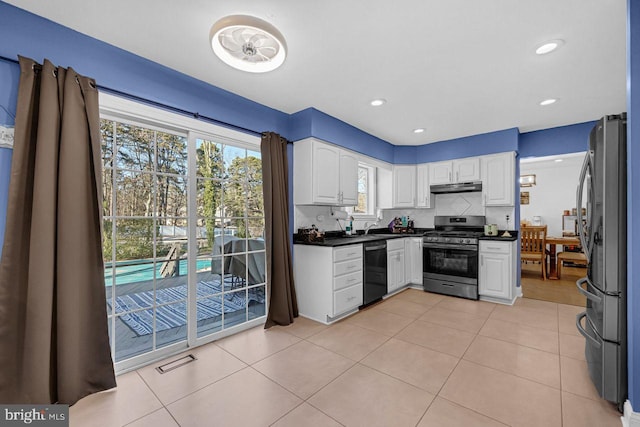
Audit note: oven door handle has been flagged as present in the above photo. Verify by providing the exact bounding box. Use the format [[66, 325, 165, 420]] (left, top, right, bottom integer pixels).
[[423, 243, 478, 251]]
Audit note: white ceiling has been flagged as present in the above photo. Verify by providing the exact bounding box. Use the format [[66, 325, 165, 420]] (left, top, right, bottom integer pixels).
[[6, 0, 627, 145]]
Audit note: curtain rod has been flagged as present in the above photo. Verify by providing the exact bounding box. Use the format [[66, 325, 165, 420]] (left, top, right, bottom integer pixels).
[[0, 54, 267, 138]]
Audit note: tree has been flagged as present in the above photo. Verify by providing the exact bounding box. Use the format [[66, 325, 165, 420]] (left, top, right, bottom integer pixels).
[[196, 140, 223, 248], [225, 155, 264, 238]]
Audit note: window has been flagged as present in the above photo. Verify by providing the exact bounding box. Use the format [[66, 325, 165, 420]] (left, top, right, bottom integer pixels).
[[349, 164, 376, 217], [100, 94, 265, 370]]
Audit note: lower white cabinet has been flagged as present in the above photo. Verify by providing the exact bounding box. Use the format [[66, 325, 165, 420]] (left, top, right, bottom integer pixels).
[[294, 244, 363, 324], [387, 239, 406, 293], [478, 240, 517, 304], [405, 237, 423, 285]]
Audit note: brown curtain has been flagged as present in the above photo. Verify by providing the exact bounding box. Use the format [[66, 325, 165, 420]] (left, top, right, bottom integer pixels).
[[0, 57, 116, 405], [261, 132, 298, 328]]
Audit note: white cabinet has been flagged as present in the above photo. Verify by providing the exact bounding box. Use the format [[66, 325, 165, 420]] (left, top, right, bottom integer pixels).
[[294, 244, 363, 324], [339, 151, 359, 206], [387, 239, 406, 293], [429, 158, 481, 185], [404, 237, 423, 285], [478, 240, 517, 304], [416, 164, 434, 208], [293, 138, 358, 206], [456, 158, 481, 182], [392, 165, 416, 208], [481, 152, 515, 206]]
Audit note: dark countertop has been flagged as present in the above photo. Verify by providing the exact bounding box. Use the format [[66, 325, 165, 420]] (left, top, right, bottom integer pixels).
[[478, 230, 518, 242], [294, 228, 432, 247]]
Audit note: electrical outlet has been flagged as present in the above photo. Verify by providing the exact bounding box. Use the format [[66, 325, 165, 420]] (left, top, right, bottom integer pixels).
[[505, 214, 510, 222]]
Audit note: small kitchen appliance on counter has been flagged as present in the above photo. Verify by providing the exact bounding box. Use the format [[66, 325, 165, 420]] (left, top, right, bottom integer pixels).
[[483, 224, 498, 236]]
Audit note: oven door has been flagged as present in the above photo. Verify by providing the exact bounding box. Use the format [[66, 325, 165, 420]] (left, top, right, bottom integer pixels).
[[423, 242, 478, 284]]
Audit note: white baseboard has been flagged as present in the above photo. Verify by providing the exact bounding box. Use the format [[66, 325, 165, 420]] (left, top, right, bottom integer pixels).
[[622, 400, 640, 427]]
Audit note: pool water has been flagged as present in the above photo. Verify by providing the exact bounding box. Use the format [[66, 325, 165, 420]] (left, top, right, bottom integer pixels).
[[105, 259, 212, 285]]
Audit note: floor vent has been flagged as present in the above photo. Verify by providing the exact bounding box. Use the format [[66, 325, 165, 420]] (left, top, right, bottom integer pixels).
[[155, 354, 197, 374]]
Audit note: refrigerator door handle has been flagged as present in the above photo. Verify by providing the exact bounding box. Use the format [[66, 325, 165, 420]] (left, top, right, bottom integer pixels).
[[576, 152, 592, 257], [576, 312, 601, 348], [575, 276, 602, 304]]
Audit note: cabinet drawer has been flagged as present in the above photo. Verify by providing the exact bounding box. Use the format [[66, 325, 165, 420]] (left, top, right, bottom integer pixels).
[[334, 258, 363, 276], [386, 238, 404, 251], [479, 241, 511, 254], [334, 271, 362, 291], [333, 284, 363, 316], [333, 245, 363, 262]]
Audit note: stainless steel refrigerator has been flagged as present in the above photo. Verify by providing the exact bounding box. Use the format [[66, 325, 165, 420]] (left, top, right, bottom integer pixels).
[[575, 114, 627, 410]]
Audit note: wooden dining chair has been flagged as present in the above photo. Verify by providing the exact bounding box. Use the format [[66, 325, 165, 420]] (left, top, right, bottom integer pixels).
[[520, 225, 549, 280]]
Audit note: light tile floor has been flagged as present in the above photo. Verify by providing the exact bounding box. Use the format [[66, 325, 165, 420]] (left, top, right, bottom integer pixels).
[[70, 289, 622, 427]]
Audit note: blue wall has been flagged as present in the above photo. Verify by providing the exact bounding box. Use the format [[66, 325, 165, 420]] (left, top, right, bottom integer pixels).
[[415, 128, 519, 163], [519, 121, 595, 158], [627, 0, 640, 410], [289, 108, 395, 163]]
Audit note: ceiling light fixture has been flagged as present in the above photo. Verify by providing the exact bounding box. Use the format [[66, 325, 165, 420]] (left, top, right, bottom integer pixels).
[[370, 99, 386, 107], [540, 98, 557, 106], [555, 159, 563, 162], [210, 15, 287, 73], [413, 128, 425, 134], [536, 39, 564, 55]]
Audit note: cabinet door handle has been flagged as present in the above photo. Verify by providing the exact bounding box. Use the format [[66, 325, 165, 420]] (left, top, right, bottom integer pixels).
[[456, 171, 459, 182], [486, 246, 501, 250], [347, 296, 356, 301], [480, 255, 483, 266], [348, 278, 357, 283], [449, 171, 452, 182], [346, 265, 356, 270]]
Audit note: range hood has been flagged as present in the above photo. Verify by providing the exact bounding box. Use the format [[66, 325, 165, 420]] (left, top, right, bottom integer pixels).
[[430, 182, 482, 194]]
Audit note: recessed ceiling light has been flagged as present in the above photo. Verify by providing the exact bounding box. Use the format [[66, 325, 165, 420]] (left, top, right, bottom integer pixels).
[[413, 128, 425, 134], [536, 39, 564, 55], [370, 99, 386, 107], [210, 15, 287, 73], [555, 159, 563, 162], [540, 98, 557, 106]]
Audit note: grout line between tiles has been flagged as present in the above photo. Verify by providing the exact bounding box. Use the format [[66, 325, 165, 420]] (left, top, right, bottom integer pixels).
[[435, 396, 511, 427]]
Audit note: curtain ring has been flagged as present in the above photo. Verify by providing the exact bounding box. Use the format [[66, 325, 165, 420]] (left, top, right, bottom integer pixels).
[[75, 76, 80, 84], [52, 69, 58, 78], [89, 81, 96, 89]]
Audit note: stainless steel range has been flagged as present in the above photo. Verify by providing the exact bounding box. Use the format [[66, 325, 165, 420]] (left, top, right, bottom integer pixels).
[[423, 215, 486, 300]]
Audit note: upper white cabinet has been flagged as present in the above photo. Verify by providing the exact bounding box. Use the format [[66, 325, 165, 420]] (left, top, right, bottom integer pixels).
[[293, 138, 358, 206], [392, 165, 416, 208], [429, 158, 481, 185], [481, 152, 515, 206], [416, 164, 434, 208], [339, 151, 359, 206]]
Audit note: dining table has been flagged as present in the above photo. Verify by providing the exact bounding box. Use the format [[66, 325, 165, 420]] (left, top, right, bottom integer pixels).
[[546, 235, 581, 279]]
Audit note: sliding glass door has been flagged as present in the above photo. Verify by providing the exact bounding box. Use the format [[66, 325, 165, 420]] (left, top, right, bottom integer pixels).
[[100, 111, 265, 368]]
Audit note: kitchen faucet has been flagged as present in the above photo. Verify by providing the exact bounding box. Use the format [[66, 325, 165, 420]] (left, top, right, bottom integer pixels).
[[364, 221, 378, 234]]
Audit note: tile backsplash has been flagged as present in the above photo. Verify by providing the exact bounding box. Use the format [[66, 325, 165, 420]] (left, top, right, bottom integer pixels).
[[294, 191, 515, 233]]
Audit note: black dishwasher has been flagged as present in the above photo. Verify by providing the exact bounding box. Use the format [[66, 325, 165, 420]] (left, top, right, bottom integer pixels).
[[362, 241, 387, 307]]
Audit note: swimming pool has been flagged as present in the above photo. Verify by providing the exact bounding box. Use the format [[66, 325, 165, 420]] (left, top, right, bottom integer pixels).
[[105, 259, 213, 285]]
